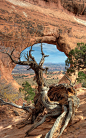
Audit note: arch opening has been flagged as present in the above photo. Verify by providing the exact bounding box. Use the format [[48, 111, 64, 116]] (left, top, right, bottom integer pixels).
[[12, 43, 67, 88]]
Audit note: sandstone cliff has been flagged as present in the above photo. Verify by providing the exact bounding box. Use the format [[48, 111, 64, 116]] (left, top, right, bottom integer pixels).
[[0, 0, 86, 98]]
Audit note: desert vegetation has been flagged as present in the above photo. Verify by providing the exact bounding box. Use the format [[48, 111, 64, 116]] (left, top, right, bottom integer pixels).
[[19, 81, 35, 103], [0, 42, 82, 138], [12, 71, 62, 87], [65, 42, 86, 87]]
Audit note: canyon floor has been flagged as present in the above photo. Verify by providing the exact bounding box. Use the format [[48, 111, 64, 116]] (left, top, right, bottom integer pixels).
[[0, 87, 86, 138]]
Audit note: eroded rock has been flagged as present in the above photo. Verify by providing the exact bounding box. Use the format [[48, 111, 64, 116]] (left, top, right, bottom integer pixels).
[[0, 0, 86, 98]]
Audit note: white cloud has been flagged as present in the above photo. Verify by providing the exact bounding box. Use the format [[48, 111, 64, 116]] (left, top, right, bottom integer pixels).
[[33, 43, 58, 53]]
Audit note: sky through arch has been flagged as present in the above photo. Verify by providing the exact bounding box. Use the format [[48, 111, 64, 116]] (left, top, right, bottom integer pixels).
[[20, 43, 67, 64]]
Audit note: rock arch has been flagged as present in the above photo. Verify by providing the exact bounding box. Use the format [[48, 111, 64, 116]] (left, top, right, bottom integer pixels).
[[0, 0, 86, 98]]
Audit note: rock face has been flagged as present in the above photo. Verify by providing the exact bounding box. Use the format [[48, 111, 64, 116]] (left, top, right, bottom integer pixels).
[[0, 0, 86, 97]]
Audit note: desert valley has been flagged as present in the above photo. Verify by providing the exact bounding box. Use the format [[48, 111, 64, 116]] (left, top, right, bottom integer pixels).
[[12, 64, 66, 87]]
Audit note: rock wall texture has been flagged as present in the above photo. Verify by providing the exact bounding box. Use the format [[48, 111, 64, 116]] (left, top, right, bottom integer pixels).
[[0, 0, 86, 98]]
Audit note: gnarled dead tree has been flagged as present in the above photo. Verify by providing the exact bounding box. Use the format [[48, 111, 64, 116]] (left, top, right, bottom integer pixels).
[[1, 43, 48, 92], [0, 43, 49, 121], [0, 43, 80, 138]]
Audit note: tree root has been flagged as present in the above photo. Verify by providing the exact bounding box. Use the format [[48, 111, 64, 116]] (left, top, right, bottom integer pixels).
[[0, 83, 80, 138], [25, 85, 79, 138]]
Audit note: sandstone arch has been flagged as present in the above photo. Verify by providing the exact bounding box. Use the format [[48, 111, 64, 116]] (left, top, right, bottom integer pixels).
[[0, 0, 86, 99]]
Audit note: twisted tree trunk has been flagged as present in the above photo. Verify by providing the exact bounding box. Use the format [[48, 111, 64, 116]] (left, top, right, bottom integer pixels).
[[0, 43, 48, 122]]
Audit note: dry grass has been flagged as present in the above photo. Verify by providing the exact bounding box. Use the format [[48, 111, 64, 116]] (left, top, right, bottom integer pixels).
[[12, 73, 59, 87]]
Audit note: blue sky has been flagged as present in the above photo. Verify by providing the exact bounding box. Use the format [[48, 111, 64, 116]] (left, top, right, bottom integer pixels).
[[20, 43, 67, 64]]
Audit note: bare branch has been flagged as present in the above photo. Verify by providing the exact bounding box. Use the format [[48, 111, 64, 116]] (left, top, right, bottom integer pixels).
[[0, 43, 49, 94], [27, 67, 32, 70], [24, 53, 28, 61], [26, 111, 61, 136], [45, 105, 67, 138], [0, 98, 34, 112], [26, 51, 30, 61], [65, 75, 77, 87], [41, 43, 44, 56], [0, 48, 33, 65], [65, 75, 72, 84], [29, 46, 36, 63], [10, 48, 15, 56], [39, 43, 49, 66]]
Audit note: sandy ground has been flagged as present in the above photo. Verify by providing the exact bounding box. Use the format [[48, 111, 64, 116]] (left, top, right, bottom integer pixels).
[[0, 87, 86, 138]]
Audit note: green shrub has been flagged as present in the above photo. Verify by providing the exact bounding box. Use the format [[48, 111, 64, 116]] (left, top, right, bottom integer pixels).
[[76, 71, 86, 88], [77, 71, 86, 83], [19, 81, 35, 103], [65, 43, 86, 74]]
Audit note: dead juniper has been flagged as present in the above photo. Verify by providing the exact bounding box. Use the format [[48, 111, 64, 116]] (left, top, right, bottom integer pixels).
[[0, 43, 80, 138]]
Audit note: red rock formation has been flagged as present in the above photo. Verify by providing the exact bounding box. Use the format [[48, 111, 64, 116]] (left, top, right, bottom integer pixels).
[[0, 0, 86, 97]]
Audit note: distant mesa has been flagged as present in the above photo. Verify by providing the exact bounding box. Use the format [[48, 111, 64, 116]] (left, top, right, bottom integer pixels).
[[12, 63, 66, 74]]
